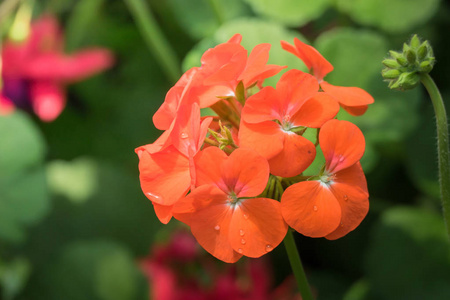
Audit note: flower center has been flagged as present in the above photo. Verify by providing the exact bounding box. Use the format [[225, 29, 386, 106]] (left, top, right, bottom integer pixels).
[[227, 192, 239, 205]]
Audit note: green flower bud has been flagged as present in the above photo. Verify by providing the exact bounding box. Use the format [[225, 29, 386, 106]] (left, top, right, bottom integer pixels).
[[382, 59, 401, 69], [419, 61, 433, 73], [417, 42, 428, 61], [389, 50, 402, 60], [410, 34, 421, 49], [391, 72, 420, 90], [396, 56, 408, 66], [382, 69, 401, 79], [406, 49, 416, 64]]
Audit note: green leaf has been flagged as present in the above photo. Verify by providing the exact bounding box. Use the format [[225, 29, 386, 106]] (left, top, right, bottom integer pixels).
[[244, 0, 331, 26], [0, 112, 49, 243], [46, 157, 98, 204], [336, 0, 441, 33], [167, 0, 249, 39], [65, 0, 105, 51], [46, 241, 144, 300], [0, 112, 45, 176], [365, 206, 450, 300], [0, 257, 31, 300]]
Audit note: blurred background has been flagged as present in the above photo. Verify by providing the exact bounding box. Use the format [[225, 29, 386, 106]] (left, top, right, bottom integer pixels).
[[1, 0, 450, 299]]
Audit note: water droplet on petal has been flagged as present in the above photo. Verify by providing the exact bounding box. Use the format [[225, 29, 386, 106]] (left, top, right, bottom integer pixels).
[[241, 239, 246, 245], [214, 225, 220, 231], [238, 248, 243, 253], [243, 214, 249, 220], [180, 132, 188, 139], [265, 244, 273, 252], [338, 155, 345, 162], [343, 195, 348, 201], [239, 229, 245, 236], [313, 205, 318, 212], [146, 192, 161, 201]]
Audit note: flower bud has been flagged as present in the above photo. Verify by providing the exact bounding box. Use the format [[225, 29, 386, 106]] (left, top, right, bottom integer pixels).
[[382, 34, 435, 91]]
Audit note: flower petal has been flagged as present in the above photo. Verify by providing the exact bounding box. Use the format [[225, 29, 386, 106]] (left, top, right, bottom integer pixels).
[[321, 81, 374, 108], [229, 198, 287, 258], [291, 92, 339, 128], [24, 49, 113, 82], [221, 148, 269, 198], [238, 120, 284, 160], [30, 81, 65, 122], [281, 38, 333, 81], [241, 86, 280, 123], [138, 146, 191, 206], [268, 133, 316, 178], [339, 104, 369, 116], [194, 147, 228, 187], [153, 203, 173, 224], [188, 186, 243, 263], [320, 119, 365, 173], [281, 181, 341, 237], [326, 163, 369, 240]]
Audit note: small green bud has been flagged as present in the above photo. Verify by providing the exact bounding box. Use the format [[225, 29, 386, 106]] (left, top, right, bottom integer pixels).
[[382, 59, 401, 69], [410, 34, 421, 49], [396, 56, 408, 66], [419, 61, 433, 73], [389, 50, 402, 60], [417, 42, 428, 60], [403, 43, 410, 54], [391, 72, 420, 90], [382, 69, 401, 79], [406, 49, 416, 64]]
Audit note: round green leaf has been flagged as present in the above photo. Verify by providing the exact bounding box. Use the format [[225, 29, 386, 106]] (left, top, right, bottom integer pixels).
[[365, 206, 450, 300], [244, 0, 331, 26], [336, 0, 441, 33]]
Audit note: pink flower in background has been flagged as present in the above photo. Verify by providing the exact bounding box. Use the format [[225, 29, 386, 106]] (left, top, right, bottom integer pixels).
[[140, 230, 301, 300], [0, 15, 113, 121]]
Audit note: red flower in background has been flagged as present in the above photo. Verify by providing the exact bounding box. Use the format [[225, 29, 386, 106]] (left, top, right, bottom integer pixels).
[[140, 230, 301, 300], [281, 38, 374, 116], [0, 15, 113, 121], [281, 119, 369, 239]]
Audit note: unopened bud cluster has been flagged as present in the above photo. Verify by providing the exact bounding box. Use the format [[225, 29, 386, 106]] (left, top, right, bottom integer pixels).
[[382, 34, 435, 90]]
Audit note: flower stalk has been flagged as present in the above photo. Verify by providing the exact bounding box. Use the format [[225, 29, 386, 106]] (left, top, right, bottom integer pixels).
[[420, 73, 450, 238]]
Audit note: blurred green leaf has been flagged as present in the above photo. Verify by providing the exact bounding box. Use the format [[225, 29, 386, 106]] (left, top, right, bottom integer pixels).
[[0, 257, 31, 300], [365, 206, 450, 300], [46, 157, 98, 204], [244, 0, 331, 26], [46, 241, 144, 300], [336, 0, 441, 33], [167, 0, 249, 39], [0, 112, 49, 243], [343, 279, 370, 300], [0, 112, 45, 176], [65, 0, 105, 51]]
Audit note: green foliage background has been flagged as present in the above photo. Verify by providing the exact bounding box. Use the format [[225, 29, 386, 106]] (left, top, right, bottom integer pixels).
[[1, 0, 450, 299]]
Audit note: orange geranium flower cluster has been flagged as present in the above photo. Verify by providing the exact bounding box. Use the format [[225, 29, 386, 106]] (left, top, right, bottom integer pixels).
[[136, 35, 372, 263]]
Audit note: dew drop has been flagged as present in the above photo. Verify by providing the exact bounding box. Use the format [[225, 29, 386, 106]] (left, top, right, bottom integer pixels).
[[238, 248, 243, 253], [338, 155, 345, 162], [239, 229, 245, 236], [214, 225, 220, 231], [243, 214, 249, 220], [343, 195, 348, 201], [265, 244, 273, 252], [180, 132, 189, 139], [241, 239, 246, 245], [313, 205, 318, 212], [146, 192, 161, 201]]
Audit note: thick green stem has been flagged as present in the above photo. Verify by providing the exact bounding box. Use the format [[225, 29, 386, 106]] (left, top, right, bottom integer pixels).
[[124, 0, 181, 83], [283, 230, 314, 300], [420, 73, 450, 238]]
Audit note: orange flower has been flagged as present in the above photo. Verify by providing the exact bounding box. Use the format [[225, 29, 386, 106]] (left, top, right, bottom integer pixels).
[[174, 147, 288, 263], [239, 69, 339, 177], [281, 119, 369, 239], [281, 38, 374, 116]]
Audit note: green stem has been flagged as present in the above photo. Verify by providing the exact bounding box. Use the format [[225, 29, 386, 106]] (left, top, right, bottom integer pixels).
[[205, 0, 225, 25], [123, 0, 181, 83], [283, 230, 314, 300], [420, 73, 450, 239]]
